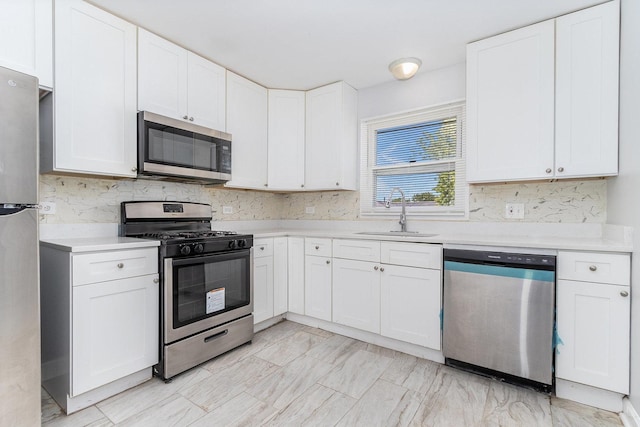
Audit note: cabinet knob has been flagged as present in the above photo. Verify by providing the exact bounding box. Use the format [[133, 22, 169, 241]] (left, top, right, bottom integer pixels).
[[557, 167, 565, 173], [189, 117, 194, 121], [131, 167, 138, 172], [117, 263, 124, 269], [621, 290, 629, 297], [183, 115, 189, 120], [380, 267, 385, 272], [336, 182, 339, 186], [374, 266, 379, 271], [315, 245, 319, 250], [326, 260, 330, 264], [264, 183, 268, 187], [301, 184, 304, 188], [589, 265, 598, 272], [153, 278, 159, 284], [260, 246, 265, 251], [545, 168, 552, 174]]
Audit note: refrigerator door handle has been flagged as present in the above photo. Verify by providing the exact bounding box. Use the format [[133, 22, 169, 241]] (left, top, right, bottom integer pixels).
[[0, 204, 40, 216]]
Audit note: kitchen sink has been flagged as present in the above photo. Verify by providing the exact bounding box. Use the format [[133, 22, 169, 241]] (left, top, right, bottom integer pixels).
[[355, 231, 439, 238]]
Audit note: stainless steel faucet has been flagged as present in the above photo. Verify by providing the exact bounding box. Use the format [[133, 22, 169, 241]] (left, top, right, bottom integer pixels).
[[385, 187, 407, 232]]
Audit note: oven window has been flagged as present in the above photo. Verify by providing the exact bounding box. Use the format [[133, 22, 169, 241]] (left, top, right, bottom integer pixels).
[[172, 252, 250, 328]]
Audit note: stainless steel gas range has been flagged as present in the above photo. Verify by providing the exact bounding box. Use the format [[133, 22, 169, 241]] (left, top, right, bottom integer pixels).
[[120, 201, 254, 380]]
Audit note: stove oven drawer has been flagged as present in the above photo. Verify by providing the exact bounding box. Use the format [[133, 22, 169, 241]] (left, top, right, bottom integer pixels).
[[163, 314, 254, 379], [72, 248, 158, 286]]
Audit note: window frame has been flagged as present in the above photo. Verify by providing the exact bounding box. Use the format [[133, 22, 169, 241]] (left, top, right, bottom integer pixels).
[[359, 100, 468, 219]]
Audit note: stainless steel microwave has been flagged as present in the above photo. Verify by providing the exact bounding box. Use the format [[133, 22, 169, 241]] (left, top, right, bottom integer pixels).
[[137, 111, 231, 184]]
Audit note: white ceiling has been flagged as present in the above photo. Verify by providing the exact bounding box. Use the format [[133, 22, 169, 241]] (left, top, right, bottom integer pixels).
[[88, 0, 606, 90]]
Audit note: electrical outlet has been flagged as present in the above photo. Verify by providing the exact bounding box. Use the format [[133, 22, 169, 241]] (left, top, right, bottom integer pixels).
[[222, 206, 233, 214], [305, 206, 315, 214], [505, 203, 525, 219], [40, 201, 56, 215]]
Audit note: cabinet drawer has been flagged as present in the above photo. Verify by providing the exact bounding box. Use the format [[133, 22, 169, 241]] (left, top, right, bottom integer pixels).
[[253, 238, 274, 258], [72, 248, 158, 286], [558, 251, 630, 285], [305, 238, 332, 257], [381, 242, 442, 270], [333, 239, 380, 262]]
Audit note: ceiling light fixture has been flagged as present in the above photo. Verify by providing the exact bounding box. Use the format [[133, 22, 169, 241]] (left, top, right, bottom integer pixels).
[[388, 57, 422, 80]]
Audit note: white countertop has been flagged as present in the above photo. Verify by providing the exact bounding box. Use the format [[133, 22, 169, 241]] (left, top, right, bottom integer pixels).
[[40, 236, 160, 253], [249, 229, 632, 253]]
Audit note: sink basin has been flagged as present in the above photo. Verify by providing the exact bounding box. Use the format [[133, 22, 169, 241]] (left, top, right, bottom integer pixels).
[[355, 231, 439, 238]]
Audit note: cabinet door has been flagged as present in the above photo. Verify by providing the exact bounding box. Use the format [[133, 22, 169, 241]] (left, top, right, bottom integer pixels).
[[54, 0, 137, 177], [381, 265, 441, 349], [332, 258, 380, 333], [304, 255, 332, 321], [273, 237, 288, 316], [72, 274, 159, 396], [253, 255, 274, 324], [556, 279, 630, 394], [466, 20, 555, 182], [268, 89, 305, 190], [0, 0, 53, 88], [225, 71, 268, 189], [305, 82, 358, 190], [555, 1, 619, 178], [288, 237, 305, 315], [187, 52, 226, 131], [137, 28, 188, 121]]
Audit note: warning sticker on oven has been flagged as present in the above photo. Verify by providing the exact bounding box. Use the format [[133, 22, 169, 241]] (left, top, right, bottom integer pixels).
[[206, 288, 225, 314]]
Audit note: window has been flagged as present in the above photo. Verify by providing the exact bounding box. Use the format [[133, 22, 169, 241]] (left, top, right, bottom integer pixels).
[[360, 101, 467, 217]]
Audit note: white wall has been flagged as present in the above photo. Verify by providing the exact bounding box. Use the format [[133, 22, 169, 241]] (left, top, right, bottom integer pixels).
[[606, 0, 640, 411]]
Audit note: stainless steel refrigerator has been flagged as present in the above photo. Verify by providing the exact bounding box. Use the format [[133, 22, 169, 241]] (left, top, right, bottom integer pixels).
[[0, 66, 41, 426]]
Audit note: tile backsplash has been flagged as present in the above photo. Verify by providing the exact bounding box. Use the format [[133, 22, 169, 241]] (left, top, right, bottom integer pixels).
[[40, 174, 607, 224]]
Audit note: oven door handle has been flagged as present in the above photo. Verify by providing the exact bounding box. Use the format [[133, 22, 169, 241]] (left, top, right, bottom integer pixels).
[[169, 249, 251, 267], [204, 329, 229, 343]]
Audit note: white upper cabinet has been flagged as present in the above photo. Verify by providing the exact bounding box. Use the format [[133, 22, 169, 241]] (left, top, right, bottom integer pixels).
[[268, 89, 305, 190], [554, 1, 619, 178], [225, 71, 268, 189], [138, 28, 226, 131], [467, 1, 619, 183], [305, 81, 358, 190], [49, 0, 137, 177], [0, 0, 53, 89], [466, 20, 555, 182]]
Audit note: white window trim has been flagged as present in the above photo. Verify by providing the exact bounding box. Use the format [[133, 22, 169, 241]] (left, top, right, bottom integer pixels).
[[359, 100, 468, 220]]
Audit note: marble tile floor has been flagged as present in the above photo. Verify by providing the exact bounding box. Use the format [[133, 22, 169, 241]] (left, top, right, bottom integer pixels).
[[42, 320, 623, 427]]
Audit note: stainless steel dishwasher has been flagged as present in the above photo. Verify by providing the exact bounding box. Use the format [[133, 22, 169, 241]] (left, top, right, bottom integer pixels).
[[443, 248, 556, 391]]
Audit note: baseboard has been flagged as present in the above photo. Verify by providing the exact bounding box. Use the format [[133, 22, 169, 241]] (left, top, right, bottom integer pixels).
[[555, 379, 624, 412], [284, 312, 444, 364], [621, 397, 640, 427], [254, 315, 286, 333]]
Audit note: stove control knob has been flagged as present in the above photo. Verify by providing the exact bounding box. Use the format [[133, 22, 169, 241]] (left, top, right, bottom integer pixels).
[[180, 245, 191, 256], [238, 239, 247, 248], [194, 243, 204, 254], [228, 240, 239, 250]]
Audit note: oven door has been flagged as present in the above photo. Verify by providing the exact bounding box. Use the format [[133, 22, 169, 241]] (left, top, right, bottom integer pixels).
[[164, 249, 252, 344]]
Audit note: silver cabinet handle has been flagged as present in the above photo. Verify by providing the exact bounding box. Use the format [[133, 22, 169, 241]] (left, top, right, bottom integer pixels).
[[335, 182, 339, 186], [153, 278, 159, 284], [189, 117, 194, 121], [264, 183, 268, 187], [326, 260, 330, 264], [589, 265, 597, 272], [301, 184, 304, 188], [380, 267, 385, 272], [117, 263, 124, 269], [558, 167, 565, 173], [260, 246, 265, 251], [183, 115, 188, 120], [621, 291, 629, 297], [131, 167, 138, 172], [315, 245, 319, 250], [545, 168, 552, 174], [374, 266, 379, 271]]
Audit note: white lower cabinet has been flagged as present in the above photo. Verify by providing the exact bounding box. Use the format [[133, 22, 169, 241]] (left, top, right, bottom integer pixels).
[[304, 255, 332, 321], [72, 275, 159, 396], [332, 258, 380, 334], [380, 264, 441, 349], [287, 237, 305, 315], [253, 237, 287, 324], [556, 251, 631, 399]]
